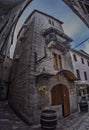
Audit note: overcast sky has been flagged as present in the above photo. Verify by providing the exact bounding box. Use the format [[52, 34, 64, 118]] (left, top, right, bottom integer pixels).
[[10, 0, 89, 58]]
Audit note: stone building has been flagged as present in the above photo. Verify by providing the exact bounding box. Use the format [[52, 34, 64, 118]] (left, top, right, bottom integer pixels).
[[69, 49, 89, 102], [0, 0, 32, 54], [10, 10, 78, 125], [0, 55, 12, 100], [63, 0, 89, 28], [0, 0, 32, 100]]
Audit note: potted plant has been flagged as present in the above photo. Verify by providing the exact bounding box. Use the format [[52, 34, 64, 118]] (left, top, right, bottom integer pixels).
[[38, 85, 46, 95]]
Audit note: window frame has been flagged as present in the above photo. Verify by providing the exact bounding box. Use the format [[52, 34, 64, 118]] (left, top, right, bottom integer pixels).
[[81, 58, 84, 64], [84, 71, 87, 80], [87, 61, 89, 66], [53, 53, 62, 70], [76, 69, 81, 80], [73, 54, 77, 61]]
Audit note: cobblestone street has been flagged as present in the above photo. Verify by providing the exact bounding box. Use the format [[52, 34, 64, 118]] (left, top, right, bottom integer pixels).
[[0, 101, 89, 130]]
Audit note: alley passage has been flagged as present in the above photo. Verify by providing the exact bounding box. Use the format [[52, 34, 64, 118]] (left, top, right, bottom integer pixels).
[[0, 101, 89, 130]]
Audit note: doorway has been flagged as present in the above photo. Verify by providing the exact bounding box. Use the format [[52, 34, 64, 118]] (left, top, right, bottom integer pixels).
[[51, 84, 70, 117]]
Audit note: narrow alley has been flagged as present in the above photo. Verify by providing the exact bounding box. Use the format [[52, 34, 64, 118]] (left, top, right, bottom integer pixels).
[[0, 101, 89, 130]]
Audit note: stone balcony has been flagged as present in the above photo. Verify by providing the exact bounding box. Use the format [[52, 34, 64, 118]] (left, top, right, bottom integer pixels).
[[42, 27, 72, 53]]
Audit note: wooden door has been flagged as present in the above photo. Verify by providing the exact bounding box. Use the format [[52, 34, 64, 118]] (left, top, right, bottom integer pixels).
[[51, 85, 63, 105], [51, 84, 70, 117], [62, 86, 70, 117]]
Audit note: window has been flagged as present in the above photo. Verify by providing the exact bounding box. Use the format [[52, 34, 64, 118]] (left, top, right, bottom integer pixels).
[[52, 21, 54, 26], [53, 53, 62, 70], [84, 71, 87, 80], [81, 58, 84, 64], [87, 61, 89, 66], [48, 19, 54, 26], [76, 69, 81, 80], [48, 19, 51, 24], [73, 54, 77, 61]]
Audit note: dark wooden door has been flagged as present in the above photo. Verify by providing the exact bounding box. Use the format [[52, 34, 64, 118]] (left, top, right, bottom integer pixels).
[[62, 85, 70, 117], [51, 84, 70, 117], [51, 85, 63, 105]]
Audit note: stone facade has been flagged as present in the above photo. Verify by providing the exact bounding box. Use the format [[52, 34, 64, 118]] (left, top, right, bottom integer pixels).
[[0, 0, 32, 55], [69, 49, 89, 102], [0, 55, 12, 100], [10, 10, 78, 125], [63, 0, 89, 28], [0, 0, 32, 100]]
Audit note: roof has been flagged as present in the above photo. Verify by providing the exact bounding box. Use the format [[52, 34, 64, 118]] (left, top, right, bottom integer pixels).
[[18, 9, 64, 39], [70, 48, 89, 59], [25, 9, 63, 25]]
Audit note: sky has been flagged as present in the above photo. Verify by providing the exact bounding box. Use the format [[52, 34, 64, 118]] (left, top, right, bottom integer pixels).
[[10, 0, 89, 58]]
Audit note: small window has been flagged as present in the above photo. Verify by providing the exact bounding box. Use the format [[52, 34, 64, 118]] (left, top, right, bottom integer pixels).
[[52, 21, 54, 26], [53, 53, 58, 70], [87, 61, 89, 66], [84, 71, 87, 80], [81, 58, 84, 64], [76, 69, 81, 80], [73, 54, 77, 61], [48, 19, 51, 24], [48, 20, 54, 26]]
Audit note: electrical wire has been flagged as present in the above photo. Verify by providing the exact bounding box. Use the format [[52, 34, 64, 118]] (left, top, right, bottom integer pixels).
[[73, 37, 89, 49]]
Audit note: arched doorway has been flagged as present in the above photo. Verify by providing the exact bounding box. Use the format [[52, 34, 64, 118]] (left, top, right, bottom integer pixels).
[[51, 84, 70, 117]]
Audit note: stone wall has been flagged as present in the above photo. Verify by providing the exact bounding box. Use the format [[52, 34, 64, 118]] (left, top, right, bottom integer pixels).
[[0, 55, 12, 100], [10, 18, 40, 124]]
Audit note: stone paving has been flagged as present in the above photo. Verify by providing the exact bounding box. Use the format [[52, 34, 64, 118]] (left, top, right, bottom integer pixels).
[[57, 112, 89, 130], [0, 101, 89, 130]]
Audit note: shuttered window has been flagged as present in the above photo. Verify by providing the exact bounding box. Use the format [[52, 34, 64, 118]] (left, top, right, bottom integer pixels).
[[76, 69, 81, 80], [81, 58, 84, 64], [53, 53, 62, 70], [84, 71, 87, 80], [73, 54, 77, 61]]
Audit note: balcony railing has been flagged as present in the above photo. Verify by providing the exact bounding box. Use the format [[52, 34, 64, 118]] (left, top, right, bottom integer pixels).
[[42, 27, 73, 42]]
